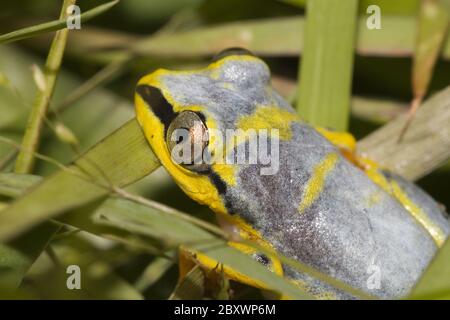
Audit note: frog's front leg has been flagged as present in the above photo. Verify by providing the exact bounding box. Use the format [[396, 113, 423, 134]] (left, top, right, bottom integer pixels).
[[177, 214, 285, 298], [177, 241, 284, 299]]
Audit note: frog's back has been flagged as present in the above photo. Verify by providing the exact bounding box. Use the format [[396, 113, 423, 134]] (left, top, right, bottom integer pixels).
[[225, 121, 448, 298]]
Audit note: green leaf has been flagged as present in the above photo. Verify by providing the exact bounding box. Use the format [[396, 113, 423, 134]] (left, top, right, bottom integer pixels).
[[0, 119, 160, 241], [397, 1, 449, 141], [0, 45, 134, 155], [282, 0, 420, 15], [134, 257, 173, 292], [409, 239, 450, 299], [413, 1, 449, 98], [0, 42, 159, 289], [0, 173, 41, 198], [0, 0, 120, 44], [0, 173, 314, 299], [0, 173, 62, 290], [0, 222, 60, 289], [93, 197, 313, 299], [96, 196, 216, 247], [169, 265, 205, 300], [14, 0, 75, 174], [21, 238, 144, 299], [130, 16, 450, 60], [296, 0, 358, 130]]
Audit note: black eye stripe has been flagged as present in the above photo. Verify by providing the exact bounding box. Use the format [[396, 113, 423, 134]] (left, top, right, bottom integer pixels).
[[209, 171, 227, 195], [136, 84, 177, 135]]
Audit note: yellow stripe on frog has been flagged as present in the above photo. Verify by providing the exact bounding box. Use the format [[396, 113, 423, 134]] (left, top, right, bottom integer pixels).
[[363, 163, 446, 247], [298, 153, 339, 213], [390, 180, 446, 247]]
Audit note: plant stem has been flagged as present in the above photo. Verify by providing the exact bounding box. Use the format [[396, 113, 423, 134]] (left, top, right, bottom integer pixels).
[[14, 0, 76, 174], [296, 0, 358, 131], [357, 85, 450, 181], [398, 0, 449, 141]]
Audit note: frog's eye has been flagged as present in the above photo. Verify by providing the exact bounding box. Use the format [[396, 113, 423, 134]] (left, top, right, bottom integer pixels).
[[212, 47, 255, 62], [166, 111, 210, 173]]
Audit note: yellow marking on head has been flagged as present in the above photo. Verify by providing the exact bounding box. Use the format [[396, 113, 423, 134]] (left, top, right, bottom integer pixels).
[[298, 153, 339, 213], [210, 106, 297, 190], [365, 167, 445, 247], [237, 106, 299, 140]]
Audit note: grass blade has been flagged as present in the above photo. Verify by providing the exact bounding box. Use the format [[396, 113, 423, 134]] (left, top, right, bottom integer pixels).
[[0, 172, 365, 299], [0, 173, 314, 299], [296, 0, 358, 130], [0, 222, 60, 289], [0, 172, 41, 198], [94, 197, 314, 299], [169, 266, 205, 300], [281, 0, 420, 14], [399, 0, 450, 140], [134, 257, 173, 292], [130, 15, 450, 59], [413, 1, 449, 99], [0, 0, 119, 44], [409, 238, 450, 299], [14, 0, 76, 174], [0, 119, 160, 241]]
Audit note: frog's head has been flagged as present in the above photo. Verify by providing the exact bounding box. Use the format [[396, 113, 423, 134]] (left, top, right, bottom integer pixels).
[[135, 48, 296, 214]]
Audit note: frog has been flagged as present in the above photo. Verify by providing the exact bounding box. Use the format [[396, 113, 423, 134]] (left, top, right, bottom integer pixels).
[[134, 48, 450, 299]]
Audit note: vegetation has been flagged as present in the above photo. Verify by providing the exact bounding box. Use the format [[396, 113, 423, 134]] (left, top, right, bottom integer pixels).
[[0, 0, 449, 299]]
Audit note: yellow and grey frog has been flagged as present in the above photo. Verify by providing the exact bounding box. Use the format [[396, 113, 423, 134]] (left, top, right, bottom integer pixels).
[[134, 49, 449, 299]]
